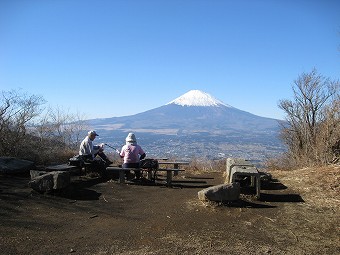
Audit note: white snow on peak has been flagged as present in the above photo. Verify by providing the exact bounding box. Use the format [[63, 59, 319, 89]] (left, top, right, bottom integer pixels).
[[166, 90, 232, 107]]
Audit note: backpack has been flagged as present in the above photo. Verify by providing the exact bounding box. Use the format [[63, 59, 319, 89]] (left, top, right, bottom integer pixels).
[[68, 155, 85, 167], [139, 158, 159, 170]]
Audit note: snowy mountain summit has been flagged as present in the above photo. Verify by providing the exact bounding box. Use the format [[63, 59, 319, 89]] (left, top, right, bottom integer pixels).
[[167, 90, 231, 107]]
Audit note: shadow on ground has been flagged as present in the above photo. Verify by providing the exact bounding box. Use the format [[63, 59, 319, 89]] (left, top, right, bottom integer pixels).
[[259, 193, 304, 203], [56, 177, 103, 200], [261, 181, 288, 190]]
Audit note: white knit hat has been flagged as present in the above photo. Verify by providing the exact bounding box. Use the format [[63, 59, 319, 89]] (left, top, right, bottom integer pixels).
[[125, 133, 136, 143]]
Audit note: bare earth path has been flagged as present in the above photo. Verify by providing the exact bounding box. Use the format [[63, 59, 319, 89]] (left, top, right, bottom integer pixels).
[[0, 167, 339, 255]]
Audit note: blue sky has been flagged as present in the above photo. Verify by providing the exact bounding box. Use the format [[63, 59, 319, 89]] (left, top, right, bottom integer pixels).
[[1, 0, 339, 120]]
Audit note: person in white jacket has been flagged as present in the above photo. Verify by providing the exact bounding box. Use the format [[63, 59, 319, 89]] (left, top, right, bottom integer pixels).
[[79, 130, 112, 166]]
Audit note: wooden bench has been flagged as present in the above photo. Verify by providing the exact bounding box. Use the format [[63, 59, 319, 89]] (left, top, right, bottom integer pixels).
[[106, 167, 185, 187], [106, 167, 137, 183], [154, 168, 185, 186]]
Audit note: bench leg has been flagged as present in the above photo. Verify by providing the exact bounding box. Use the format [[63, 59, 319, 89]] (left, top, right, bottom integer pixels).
[[250, 176, 255, 187], [118, 170, 125, 184], [166, 171, 172, 187], [229, 172, 234, 184], [173, 164, 179, 176], [256, 175, 261, 199], [147, 170, 153, 180]]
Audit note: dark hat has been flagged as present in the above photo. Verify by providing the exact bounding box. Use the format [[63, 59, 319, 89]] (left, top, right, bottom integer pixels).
[[88, 130, 99, 136]]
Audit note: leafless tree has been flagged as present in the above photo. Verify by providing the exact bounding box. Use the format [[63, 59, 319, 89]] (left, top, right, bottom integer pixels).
[[0, 89, 45, 157], [278, 69, 340, 167], [0, 89, 88, 164], [316, 95, 340, 164], [34, 106, 88, 150]]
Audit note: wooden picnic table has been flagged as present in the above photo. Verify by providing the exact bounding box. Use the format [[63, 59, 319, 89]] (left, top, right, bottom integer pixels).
[[106, 166, 185, 187], [158, 161, 189, 178], [230, 166, 261, 198]]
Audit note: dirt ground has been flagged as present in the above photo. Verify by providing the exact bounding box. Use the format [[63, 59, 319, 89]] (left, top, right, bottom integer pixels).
[[0, 165, 339, 255]]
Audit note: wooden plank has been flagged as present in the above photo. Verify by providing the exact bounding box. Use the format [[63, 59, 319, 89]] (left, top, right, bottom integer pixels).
[[158, 162, 189, 176]]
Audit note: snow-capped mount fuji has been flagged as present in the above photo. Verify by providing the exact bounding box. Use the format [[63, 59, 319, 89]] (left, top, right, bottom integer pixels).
[[89, 90, 284, 160], [167, 90, 231, 107]]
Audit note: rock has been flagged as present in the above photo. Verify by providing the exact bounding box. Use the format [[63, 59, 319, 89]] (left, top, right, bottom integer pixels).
[[0, 157, 35, 175], [30, 170, 47, 179], [28, 171, 70, 193], [28, 172, 54, 192], [198, 182, 240, 202], [52, 171, 70, 190]]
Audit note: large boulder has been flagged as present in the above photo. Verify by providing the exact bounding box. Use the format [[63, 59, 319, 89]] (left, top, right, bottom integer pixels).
[[198, 182, 240, 202], [30, 170, 48, 179], [52, 171, 71, 190], [28, 171, 70, 193], [0, 157, 35, 175]]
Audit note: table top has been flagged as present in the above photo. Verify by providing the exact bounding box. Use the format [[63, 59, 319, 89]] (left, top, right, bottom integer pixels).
[[158, 161, 190, 165], [230, 166, 258, 174]]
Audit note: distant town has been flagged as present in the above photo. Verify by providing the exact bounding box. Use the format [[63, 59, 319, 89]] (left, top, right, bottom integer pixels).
[[98, 131, 285, 164]]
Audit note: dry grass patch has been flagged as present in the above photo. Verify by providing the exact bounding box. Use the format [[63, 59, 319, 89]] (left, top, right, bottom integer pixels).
[[270, 165, 340, 208]]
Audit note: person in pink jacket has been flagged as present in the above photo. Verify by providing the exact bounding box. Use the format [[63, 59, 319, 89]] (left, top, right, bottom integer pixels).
[[119, 133, 146, 179]]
